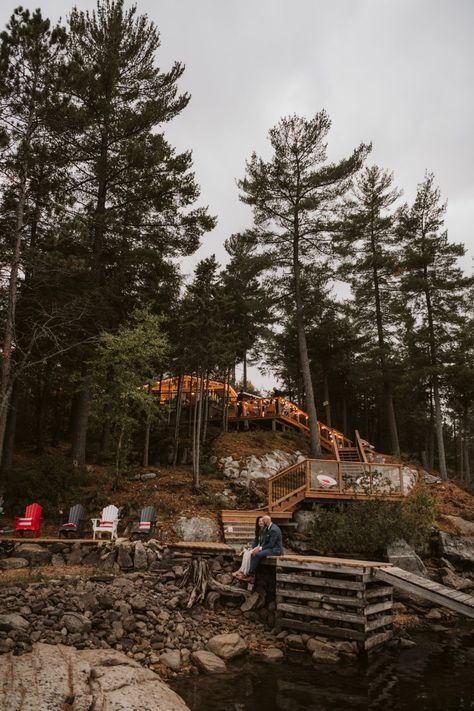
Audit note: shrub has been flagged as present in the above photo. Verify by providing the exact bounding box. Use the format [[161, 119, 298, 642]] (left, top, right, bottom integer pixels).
[[4, 454, 95, 518], [309, 485, 437, 558]]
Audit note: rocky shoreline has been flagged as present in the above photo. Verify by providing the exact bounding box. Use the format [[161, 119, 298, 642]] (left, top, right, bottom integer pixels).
[[0, 542, 470, 674]]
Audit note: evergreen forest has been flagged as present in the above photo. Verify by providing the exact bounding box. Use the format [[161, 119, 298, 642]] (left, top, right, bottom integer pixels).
[[0, 0, 473, 495]]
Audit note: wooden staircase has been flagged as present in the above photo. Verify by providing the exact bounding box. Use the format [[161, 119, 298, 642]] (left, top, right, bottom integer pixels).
[[221, 509, 294, 549]]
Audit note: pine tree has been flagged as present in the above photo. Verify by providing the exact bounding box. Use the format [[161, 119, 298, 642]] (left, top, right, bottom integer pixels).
[[63, 0, 215, 464], [221, 230, 273, 391], [342, 166, 402, 456], [239, 111, 370, 456], [0, 7, 67, 468], [397, 173, 470, 479]]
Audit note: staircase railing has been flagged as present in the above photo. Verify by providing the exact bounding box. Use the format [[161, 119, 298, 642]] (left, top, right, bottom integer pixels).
[[268, 459, 308, 511], [355, 430, 369, 464]]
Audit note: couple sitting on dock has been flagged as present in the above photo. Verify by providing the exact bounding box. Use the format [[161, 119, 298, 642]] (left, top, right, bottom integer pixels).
[[232, 514, 283, 582]]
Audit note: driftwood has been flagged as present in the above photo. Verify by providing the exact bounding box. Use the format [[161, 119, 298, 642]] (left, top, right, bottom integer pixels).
[[180, 558, 251, 609]]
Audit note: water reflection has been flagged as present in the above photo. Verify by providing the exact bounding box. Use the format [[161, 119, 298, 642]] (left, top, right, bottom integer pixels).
[[171, 627, 474, 711]]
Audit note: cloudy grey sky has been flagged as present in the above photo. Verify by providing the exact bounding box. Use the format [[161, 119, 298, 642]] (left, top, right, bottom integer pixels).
[[1, 0, 473, 387]]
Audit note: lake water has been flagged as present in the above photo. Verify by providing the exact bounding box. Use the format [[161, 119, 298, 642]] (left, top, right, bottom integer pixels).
[[171, 625, 474, 711]]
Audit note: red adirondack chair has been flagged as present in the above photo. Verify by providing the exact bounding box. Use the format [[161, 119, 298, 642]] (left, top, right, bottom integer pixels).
[[15, 503, 43, 538]]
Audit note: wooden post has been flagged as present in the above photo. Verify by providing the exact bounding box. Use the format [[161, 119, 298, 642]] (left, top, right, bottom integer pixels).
[[306, 459, 311, 491], [268, 478, 273, 511], [399, 465, 404, 495], [337, 462, 342, 491]]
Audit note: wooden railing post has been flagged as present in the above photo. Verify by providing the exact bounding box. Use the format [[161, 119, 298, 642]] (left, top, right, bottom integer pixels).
[[306, 459, 311, 491], [338, 462, 342, 491], [399, 465, 404, 495]]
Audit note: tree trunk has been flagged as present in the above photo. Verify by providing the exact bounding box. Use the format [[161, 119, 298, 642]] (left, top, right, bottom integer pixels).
[[35, 362, 53, 454], [98, 420, 111, 463], [432, 375, 447, 479], [0, 174, 28, 469], [292, 224, 321, 458], [342, 393, 348, 436], [1, 382, 20, 475], [114, 422, 125, 488], [423, 263, 448, 479], [201, 372, 210, 443], [172, 374, 183, 466], [243, 352, 248, 392], [323, 374, 331, 428], [70, 388, 90, 466], [463, 405, 471, 484], [193, 370, 204, 490], [369, 216, 400, 458], [143, 415, 151, 468]]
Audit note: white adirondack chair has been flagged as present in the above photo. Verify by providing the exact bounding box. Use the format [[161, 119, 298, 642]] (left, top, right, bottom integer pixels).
[[91, 505, 120, 540]]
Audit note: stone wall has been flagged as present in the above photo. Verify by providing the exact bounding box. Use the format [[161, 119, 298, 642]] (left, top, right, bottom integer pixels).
[[0, 538, 171, 573]]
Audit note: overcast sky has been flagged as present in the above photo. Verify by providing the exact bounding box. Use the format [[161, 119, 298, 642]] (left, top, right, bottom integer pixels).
[[1, 0, 473, 388]]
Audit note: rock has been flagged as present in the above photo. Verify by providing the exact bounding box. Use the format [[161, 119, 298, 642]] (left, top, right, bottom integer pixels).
[[425, 608, 443, 620], [0, 643, 190, 711], [0, 557, 29, 570], [160, 651, 182, 672], [311, 649, 339, 664], [293, 509, 316, 534], [387, 539, 427, 576], [260, 647, 284, 663], [207, 633, 247, 660], [117, 546, 134, 569], [66, 545, 84, 566], [399, 637, 416, 648], [141, 472, 158, 481], [0, 614, 29, 632], [441, 569, 473, 590], [191, 650, 227, 674], [438, 532, 474, 563], [133, 541, 148, 570], [424, 473, 441, 484], [60, 612, 91, 634], [285, 634, 305, 650], [240, 592, 259, 612], [307, 638, 338, 654], [15, 544, 51, 565], [129, 595, 147, 611], [173, 516, 219, 542], [443, 515, 474, 537]]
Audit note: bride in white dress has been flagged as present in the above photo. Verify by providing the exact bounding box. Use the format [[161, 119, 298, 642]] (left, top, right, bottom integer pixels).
[[232, 516, 266, 579]]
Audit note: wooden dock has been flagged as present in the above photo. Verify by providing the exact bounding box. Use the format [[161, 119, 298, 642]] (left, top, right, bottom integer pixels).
[[271, 556, 394, 650], [374, 566, 474, 619]]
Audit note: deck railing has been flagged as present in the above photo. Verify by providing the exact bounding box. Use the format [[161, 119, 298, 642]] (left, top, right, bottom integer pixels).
[[268, 458, 419, 511], [227, 396, 352, 448]]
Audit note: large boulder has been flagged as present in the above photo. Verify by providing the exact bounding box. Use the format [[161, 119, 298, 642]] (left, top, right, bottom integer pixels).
[[0, 614, 29, 632], [0, 643, 190, 711], [173, 516, 219, 542], [442, 515, 474, 537], [15, 544, 51, 565], [438, 532, 474, 564], [207, 633, 247, 660], [191, 650, 227, 674], [60, 612, 91, 634], [0, 557, 29, 570], [220, 449, 302, 483], [386, 539, 427, 576]]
